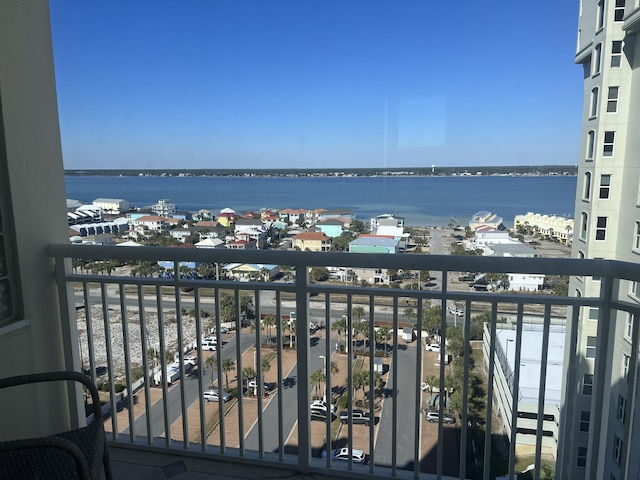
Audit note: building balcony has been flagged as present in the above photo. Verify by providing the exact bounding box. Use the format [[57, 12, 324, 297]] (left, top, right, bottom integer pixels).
[[33, 245, 640, 480]]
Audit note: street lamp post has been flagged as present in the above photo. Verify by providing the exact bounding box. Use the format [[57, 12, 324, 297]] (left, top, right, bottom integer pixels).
[[319, 355, 327, 402]]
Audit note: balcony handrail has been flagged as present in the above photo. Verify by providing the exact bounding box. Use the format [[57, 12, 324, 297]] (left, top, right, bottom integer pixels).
[[49, 243, 640, 280]]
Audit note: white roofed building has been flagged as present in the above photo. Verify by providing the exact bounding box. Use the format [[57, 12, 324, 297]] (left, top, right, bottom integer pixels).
[[93, 198, 130, 215]]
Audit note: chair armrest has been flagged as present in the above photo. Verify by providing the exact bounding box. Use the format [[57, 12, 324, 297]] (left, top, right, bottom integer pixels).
[[0, 435, 90, 479]]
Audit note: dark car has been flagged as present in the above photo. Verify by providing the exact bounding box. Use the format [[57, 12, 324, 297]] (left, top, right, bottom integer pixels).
[[339, 409, 372, 426]]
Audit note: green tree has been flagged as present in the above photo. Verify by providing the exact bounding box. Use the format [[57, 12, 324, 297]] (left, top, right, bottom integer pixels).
[[352, 306, 366, 323], [330, 232, 354, 251], [240, 294, 254, 320], [219, 291, 236, 322], [242, 367, 256, 395], [352, 370, 368, 402], [421, 306, 442, 332], [375, 326, 392, 357], [311, 267, 329, 281], [331, 316, 348, 351], [350, 219, 366, 233], [221, 358, 235, 392], [282, 316, 296, 349], [205, 355, 217, 387], [310, 369, 324, 398], [404, 307, 416, 326], [262, 314, 276, 345]]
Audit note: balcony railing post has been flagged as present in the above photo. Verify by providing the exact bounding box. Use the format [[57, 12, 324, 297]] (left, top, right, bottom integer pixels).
[[53, 255, 83, 429], [294, 260, 311, 473], [586, 275, 614, 480]]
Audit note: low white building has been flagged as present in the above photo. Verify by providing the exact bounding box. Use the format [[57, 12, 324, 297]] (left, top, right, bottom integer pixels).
[[93, 198, 130, 215], [513, 212, 573, 245], [483, 323, 565, 459], [370, 213, 405, 231], [469, 211, 505, 231]]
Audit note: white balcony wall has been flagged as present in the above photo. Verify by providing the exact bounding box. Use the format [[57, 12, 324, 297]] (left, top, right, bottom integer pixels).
[[0, 0, 72, 440]]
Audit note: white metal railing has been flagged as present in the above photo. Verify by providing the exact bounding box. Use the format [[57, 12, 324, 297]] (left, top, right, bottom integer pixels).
[[48, 245, 640, 480]]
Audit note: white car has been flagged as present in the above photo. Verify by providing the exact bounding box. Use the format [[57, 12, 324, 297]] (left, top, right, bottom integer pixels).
[[310, 400, 336, 413], [201, 341, 216, 351], [322, 447, 366, 464], [203, 389, 231, 403], [448, 307, 463, 316], [425, 343, 441, 352]]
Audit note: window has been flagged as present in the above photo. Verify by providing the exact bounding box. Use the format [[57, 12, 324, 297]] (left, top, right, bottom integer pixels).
[[593, 43, 603, 75], [588, 307, 599, 321], [587, 130, 596, 160], [631, 281, 640, 298], [635, 223, 640, 251], [607, 87, 619, 113], [598, 0, 606, 29], [615, 0, 626, 21], [613, 435, 622, 464], [623, 354, 630, 381], [595, 216, 607, 241], [611, 40, 623, 67], [583, 373, 593, 395], [617, 394, 626, 422], [603, 131, 615, 157], [626, 314, 634, 339], [584, 172, 592, 200], [590, 87, 599, 118], [586, 336, 597, 359], [577, 446, 588, 467], [581, 212, 588, 240], [599, 174, 611, 199], [580, 410, 590, 432]]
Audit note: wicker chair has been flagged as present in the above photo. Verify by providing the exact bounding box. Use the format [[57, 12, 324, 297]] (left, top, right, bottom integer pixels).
[[0, 371, 113, 480]]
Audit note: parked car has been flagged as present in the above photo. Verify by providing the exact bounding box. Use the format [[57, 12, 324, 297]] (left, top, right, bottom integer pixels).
[[310, 400, 336, 413], [425, 343, 441, 352], [448, 307, 463, 316], [203, 389, 231, 403], [322, 447, 366, 464], [201, 340, 216, 351], [339, 409, 372, 426], [310, 406, 336, 421], [425, 410, 455, 424]]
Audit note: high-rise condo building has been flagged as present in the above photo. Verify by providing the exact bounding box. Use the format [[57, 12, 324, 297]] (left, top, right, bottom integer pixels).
[[558, 1, 640, 479]]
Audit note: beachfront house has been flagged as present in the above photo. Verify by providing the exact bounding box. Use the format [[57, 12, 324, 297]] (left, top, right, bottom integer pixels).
[[223, 263, 280, 281], [92, 198, 130, 215], [151, 199, 176, 217], [349, 235, 400, 254], [217, 207, 237, 227], [469, 211, 505, 231], [292, 232, 331, 252], [370, 213, 405, 231], [316, 218, 344, 238]]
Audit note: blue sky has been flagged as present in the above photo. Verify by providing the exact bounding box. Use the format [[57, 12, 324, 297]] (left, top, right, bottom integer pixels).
[[49, 1, 582, 170]]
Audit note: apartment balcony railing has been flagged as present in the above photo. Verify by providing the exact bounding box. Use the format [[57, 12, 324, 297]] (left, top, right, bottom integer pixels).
[[48, 244, 640, 480]]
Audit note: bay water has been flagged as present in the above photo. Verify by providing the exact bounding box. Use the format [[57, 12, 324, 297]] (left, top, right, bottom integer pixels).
[[64, 175, 577, 228]]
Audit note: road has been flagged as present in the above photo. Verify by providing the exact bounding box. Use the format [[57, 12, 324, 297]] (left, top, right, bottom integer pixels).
[[127, 332, 256, 438], [373, 343, 419, 470], [244, 337, 328, 453]]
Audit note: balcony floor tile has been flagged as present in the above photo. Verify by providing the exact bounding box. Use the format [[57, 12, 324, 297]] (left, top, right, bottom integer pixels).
[[109, 445, 332, 480]]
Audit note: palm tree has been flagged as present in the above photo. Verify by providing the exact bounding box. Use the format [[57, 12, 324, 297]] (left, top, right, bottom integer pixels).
[[206, 355, 217, 387], [423, 374, 438, 396], [262, 314, 276, 345], [352, 306, 366, 323], [352, 370, 369, 403], [310, 369, 324, 398], [242, 366, 256, 395], [282, 317, 296, 349], [331, 316, 347, 351], [376, 326, 392, 357], [221, 358, 235, 392]]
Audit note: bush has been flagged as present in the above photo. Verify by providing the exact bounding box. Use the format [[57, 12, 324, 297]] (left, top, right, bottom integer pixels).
[[338, 395, 350, 408]]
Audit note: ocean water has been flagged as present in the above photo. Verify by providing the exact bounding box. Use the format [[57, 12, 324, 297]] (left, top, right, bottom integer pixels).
[[64, 175, 577, 227]]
